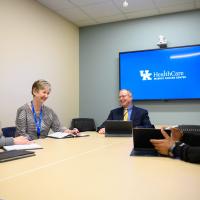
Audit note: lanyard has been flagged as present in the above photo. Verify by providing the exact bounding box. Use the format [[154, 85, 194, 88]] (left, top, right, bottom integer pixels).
[[31, 102, 43, 138]]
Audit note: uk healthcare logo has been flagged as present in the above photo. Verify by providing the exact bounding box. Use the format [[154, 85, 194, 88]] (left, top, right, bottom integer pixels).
[[139, 69, 187, 81], [140, 70, 152, 80]]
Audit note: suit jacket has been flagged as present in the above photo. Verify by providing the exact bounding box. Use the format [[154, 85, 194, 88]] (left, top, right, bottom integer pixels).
[[97, 106, 153, 131]]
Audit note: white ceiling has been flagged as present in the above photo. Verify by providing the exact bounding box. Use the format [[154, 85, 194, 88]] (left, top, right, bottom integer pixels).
[[37, 0, 200, 27]]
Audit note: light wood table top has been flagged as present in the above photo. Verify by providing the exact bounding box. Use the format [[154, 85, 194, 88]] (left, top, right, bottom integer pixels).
[[0, 133, 200, 200]]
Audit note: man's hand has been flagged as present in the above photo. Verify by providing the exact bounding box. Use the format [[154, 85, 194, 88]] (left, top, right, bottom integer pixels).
[[150, 128, 175, 155], [171, 128, 183, 141], [98, 128, 105, 134]]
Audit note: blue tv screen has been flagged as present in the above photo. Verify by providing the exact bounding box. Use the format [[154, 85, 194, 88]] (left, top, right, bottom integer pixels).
[[119, 45, 200, 101]]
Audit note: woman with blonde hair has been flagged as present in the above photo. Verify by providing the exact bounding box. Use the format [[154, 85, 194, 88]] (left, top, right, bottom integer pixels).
[[16, 79, 78, 140]]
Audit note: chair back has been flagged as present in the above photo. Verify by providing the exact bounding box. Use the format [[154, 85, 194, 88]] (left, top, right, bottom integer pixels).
[[2, 127, 16, 137], [71, 118, 96, 132]]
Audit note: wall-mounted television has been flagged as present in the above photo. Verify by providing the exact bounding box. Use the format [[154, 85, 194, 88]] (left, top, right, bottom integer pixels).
[[119, 44, 200, 101]]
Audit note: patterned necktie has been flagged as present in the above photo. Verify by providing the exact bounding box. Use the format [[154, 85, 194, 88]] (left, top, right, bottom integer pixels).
[[123, 108, 128, 121]]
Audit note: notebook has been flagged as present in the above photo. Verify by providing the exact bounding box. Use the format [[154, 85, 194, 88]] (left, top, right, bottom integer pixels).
[[48, 132, 90, 139], [130, 128, 171, 156], [0, 150, 35, 162], [105, 120, 132, 137]]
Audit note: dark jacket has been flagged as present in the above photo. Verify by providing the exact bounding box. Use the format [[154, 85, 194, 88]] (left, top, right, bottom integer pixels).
[[173, 132, 200, 163], [97, 106, 153, 131]]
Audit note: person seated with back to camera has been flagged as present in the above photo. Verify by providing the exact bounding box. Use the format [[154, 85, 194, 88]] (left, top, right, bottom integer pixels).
[[15, 79, 79, 140], [97, 89, 153, 134], [150, 127, 200, 163]]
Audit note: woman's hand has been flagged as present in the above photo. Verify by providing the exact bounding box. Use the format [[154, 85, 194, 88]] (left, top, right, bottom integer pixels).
[[14, 136, 33, 145], [64, 128, 79, 135], [71, 128, 79, 134]]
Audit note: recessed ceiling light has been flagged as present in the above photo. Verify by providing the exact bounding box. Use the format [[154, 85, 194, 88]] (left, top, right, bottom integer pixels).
[[123, 0, 128, 8]]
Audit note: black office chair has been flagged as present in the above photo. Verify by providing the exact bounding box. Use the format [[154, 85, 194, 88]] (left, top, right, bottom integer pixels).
[[151, 124, 155, 129], [70, 118, 96, 132], [2, 127, 16, 137]]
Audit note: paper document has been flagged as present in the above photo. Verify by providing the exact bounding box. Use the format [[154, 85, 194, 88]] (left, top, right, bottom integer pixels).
[[3, 143, 42, 151], [48, 132, 90, 139]]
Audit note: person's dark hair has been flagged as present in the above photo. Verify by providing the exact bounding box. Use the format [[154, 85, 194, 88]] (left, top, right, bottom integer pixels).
[[32, 80, 51, 96]]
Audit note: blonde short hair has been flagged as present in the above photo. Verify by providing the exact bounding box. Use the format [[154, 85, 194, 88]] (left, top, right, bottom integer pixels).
[[32, 79, 51, 96]]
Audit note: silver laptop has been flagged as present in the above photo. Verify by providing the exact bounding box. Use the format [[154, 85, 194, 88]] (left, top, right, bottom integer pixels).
[[105, 120, 132, 137], [130, 128, 171, 156]]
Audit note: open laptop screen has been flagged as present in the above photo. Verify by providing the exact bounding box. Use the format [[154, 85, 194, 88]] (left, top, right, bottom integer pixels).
[[105, 120, 132, 137], [133, 128, 171, 149], [130, 128, 171, 156]]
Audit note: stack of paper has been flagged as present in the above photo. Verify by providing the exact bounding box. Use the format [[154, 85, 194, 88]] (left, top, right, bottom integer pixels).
[[3, 143, 42, 151]]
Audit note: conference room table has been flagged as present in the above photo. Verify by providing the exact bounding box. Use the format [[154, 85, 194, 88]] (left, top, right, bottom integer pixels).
[[0, 133, 200, 200]]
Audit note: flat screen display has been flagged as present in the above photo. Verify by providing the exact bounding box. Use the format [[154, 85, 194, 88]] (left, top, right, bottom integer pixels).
[[119, 45, 200, 101]]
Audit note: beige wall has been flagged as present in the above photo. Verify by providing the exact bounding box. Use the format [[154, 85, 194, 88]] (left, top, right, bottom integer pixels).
[[0, 0, 79, 127]]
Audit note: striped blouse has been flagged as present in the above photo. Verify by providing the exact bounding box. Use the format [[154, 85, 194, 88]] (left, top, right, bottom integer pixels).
[[16, 103, 67, 139]]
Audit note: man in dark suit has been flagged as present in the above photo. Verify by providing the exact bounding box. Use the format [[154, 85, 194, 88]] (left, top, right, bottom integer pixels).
[[151, 128, 200, 163], [97, 89, 153, 134]]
